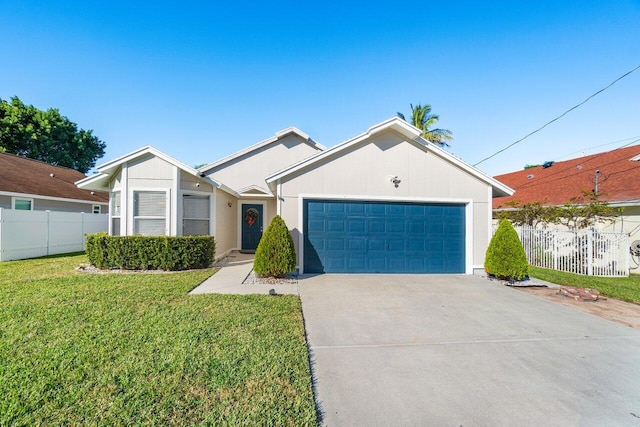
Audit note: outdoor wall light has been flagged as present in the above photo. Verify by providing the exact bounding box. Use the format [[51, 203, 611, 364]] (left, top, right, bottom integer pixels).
[[228, 202, 232, 207], [389, 175, 401, 188], [195, 182, 200, 187]]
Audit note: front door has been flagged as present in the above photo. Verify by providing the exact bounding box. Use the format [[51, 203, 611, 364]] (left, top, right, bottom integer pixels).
[[241, 204, 263, 252]]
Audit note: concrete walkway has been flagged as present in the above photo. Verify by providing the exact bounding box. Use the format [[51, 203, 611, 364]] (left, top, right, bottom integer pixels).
[[189, 251, 299, 295]]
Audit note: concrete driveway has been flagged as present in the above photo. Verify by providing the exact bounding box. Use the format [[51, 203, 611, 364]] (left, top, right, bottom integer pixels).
[[299, 274, 640, 426]]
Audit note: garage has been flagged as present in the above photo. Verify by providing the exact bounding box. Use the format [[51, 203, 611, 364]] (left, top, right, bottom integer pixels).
[[303, 199, 465, 274]]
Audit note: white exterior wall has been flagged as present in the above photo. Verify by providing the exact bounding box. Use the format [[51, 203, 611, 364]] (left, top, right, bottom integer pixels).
[[215, 189, 238, 257], [206, 134, 320, 191], [277, 131, 493, 272], [0, 194, 106, 213], [108, 155, 218, 238], [180, 171, 214, 192]]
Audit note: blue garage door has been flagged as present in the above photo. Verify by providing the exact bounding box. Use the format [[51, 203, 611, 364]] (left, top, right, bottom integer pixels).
[[303, 200, 465, 274]]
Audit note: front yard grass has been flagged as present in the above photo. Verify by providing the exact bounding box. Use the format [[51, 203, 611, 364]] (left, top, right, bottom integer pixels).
[[0, 254, 316, 426], [529, 266, 640, 304]]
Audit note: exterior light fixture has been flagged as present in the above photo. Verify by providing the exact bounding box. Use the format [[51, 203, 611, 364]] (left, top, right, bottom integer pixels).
[[389, 175, 401, 188], [227, 202, 232, 207]]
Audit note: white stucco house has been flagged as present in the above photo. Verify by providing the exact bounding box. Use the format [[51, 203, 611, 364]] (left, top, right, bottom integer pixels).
[[76, 117, 513, 274]]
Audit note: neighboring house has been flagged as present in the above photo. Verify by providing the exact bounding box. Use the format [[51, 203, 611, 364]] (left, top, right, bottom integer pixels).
[[77, 117, 513, 274], [0, 152, 108, 213], [493, 144, 640, 271]]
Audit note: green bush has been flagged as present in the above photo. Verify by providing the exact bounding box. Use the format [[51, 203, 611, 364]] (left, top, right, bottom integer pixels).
[[85, 233, 216, 271], [485, 220, 529, 281], [253, 215, 296, 278]]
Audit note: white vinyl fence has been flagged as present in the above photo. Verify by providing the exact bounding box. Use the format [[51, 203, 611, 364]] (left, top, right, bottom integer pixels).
[[0, 208, 108, 261], [514, 226, 629, 277]]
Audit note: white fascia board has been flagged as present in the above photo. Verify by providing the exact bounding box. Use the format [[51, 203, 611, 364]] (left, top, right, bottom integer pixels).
[[0, 190, 108, 206], [90, 145, 234, 195], [418, 138, 515, 197], [238, 184, 271, 196], [75, 172, 111, 191], [198, 127, 325, 173], [265, 118, 419, 187], [265, 116, 513, 197], [95, 145, 154, 170], [608, 200, 640, 207], [96, 146, 198, 179], [237, 184, 273, 196]]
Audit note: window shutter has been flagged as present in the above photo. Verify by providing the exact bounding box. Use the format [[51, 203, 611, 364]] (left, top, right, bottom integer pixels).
[[112, 192, 121, 216], [133, 191, 168, 236], [183, 195, 209, 219], [183, 195, 210, 236], [134, 192, 166, 217]]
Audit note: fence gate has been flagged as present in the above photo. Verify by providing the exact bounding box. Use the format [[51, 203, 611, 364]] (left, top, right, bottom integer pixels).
[[514, 226, 629, 277]]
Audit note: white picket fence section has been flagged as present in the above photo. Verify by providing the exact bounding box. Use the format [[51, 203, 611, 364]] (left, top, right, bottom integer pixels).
[[514, 226, 629, 277], [0, 208, 108, 261]]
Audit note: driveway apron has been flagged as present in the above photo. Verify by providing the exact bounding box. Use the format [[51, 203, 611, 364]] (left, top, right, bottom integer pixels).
[[299, 274, 640, 426]]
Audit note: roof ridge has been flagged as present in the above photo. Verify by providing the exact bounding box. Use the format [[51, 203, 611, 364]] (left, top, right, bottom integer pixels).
[[0, 151, 88, 174]]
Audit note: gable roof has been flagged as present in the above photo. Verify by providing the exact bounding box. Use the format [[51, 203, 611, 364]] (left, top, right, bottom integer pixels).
[[76, 146, 237, 195], [493, 143, 640, 209], [0, 152, 108, 203], [198, 126, 326, 173], [265, 117, 514, 197]]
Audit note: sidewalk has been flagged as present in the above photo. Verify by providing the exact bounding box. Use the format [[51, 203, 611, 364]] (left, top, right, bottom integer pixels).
[[189, 251, 299, 295]]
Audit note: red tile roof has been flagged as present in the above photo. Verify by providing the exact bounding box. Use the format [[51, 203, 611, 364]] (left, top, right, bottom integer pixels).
[[0, 153, 108, 203], [493, 144, 640, 209]]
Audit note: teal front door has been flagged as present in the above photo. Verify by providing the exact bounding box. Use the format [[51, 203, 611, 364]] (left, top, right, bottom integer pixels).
[[241, 204, 263, 251]]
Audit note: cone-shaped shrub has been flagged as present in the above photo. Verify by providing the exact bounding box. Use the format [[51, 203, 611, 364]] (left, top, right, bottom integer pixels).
[[253, 215, 297, 278], [485, 219, 529, 281]]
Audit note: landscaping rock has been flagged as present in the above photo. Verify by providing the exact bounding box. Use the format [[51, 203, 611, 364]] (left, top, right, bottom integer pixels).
[[243, 270, 298, 285], [558, 286, 600, 301]]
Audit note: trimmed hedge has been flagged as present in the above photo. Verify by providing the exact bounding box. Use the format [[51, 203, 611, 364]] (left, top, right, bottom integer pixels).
[[253, 215, 296, 278], [85, 233, 216, 271], [485, 219, 529, 281]]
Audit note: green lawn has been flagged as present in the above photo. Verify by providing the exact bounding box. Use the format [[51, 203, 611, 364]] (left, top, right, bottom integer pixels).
[[0, 254, 316, 426], [529, 266, 640, 304]]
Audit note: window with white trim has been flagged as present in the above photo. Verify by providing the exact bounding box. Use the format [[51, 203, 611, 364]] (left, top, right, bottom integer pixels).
[[183, 195, 210, 235], [133, 191, 168, 236], [13, 197, 33, 211], [111, 192, 121, 235], [93, 204, 101, 214]]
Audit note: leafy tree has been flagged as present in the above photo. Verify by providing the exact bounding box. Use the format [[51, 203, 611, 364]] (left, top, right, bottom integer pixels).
[[497, 191, 621, 230], [397, 103, 453, 146], [485, 219, 529, 281], [253, 215, 297, 278], [0, 96, 105, 173]]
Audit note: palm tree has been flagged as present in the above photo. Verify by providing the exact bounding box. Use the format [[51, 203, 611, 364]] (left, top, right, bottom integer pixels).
[[397, 103, 453, 147]]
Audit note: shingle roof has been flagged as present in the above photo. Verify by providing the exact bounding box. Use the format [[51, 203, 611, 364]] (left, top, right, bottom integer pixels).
[[0, 153, 108, 203], [493, 144, 640, 209]]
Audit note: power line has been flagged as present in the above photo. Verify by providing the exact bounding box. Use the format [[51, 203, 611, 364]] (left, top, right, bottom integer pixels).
[[552, 135, 640, 162], [473, 64, 640, 167], [507, 138, 640, 192]]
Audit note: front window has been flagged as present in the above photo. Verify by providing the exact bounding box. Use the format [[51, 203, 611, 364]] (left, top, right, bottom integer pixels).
[[111, 192, 121, 235], [13, 198, 33, 210], [183, 195, 210, 235], [93, 204, 101, 214], [133, 191, 167, 236]]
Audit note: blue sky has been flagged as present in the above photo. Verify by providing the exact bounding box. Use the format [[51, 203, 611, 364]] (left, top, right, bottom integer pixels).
[[1, 1, 639, 176]]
